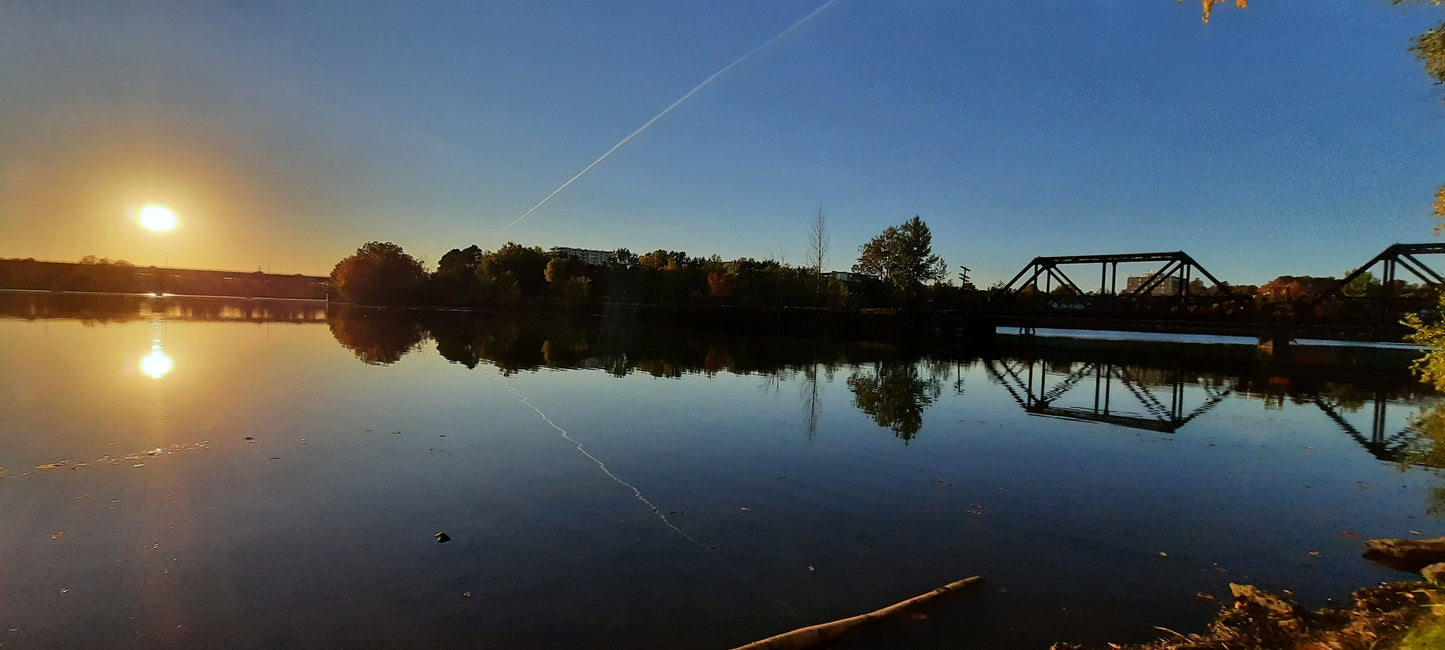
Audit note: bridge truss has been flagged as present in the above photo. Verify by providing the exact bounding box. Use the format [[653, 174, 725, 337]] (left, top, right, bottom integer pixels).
[[989, 251, 1230, 310], [1305, 243, 1445, 315]]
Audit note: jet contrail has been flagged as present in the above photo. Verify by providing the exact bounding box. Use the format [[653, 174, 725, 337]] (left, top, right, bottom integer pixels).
[[485, 0, 842, 244]]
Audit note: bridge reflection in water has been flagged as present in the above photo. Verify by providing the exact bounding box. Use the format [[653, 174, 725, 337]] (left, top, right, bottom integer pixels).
[[985, 356, 1426, 464], [985, 359, 1232, 433]]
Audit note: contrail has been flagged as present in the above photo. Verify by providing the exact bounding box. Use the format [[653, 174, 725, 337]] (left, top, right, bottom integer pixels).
[[485, 0, 842, 244]]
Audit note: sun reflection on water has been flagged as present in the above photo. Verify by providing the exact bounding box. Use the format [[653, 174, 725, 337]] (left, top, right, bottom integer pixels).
[[141, 345, 173, 379]]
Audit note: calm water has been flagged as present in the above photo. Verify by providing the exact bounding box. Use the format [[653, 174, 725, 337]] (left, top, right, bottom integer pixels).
[[2, 293, 1443, 649]]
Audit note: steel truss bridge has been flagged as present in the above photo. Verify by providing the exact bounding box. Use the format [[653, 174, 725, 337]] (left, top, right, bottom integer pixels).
[[960, 243, 1445, 341]]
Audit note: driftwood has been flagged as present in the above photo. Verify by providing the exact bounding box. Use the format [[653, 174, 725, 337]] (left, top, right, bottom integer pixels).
[[1363, 536, 1445, 570], [731, 576, 982, 650]]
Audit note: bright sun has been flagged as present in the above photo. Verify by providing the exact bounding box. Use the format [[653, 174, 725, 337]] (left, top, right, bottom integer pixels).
[[139, 204, 178, 231]]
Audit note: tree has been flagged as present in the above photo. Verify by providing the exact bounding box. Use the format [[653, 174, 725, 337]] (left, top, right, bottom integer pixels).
[[1341, 269, 1381, 298], [807, 207, 830, 281], [330, 241, 428, 305], [852, 216, 947, 296], [479, 243, 549, 298], [437, 245, 483, 277]]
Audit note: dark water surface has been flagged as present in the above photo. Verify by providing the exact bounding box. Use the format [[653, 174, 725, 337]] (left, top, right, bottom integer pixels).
[[2, 293, 1443, 649]]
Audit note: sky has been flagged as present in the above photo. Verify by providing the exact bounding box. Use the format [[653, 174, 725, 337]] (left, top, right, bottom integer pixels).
[[2, 1, 1443, 286]]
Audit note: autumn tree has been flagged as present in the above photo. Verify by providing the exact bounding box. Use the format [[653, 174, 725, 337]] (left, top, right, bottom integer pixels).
[[330, 241, 428, 305], [853, 215, 947, 297]]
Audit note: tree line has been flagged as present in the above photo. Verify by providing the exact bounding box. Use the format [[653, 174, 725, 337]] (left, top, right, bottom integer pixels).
[[329, 216, 959, 311]]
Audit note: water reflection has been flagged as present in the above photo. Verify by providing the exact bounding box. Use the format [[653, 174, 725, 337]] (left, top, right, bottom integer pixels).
[[140, 345, 173, 378], [327, 307, 426, 365], [985, 359, 1233, 433], [4, 296, 1445, 649], [0, 291, 327, 324], [846, 361, 944, 442], [309, 308, 1442, 462]]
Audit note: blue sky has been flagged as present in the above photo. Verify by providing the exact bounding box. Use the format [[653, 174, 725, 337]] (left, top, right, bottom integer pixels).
[[2, 1, 1443, 285]]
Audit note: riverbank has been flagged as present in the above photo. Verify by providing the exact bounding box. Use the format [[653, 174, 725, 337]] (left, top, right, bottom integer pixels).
[[1054, 580, 1444, 650], [1052, 538, 1445, 650]]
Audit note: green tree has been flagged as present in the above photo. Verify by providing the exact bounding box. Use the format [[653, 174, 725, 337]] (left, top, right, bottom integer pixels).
[[1341, 269, 1382, 298], [847, 361, 943, 443], [852, 216, 947, 296], [479, 243, 549, 298], [330, 241, 428, 305]]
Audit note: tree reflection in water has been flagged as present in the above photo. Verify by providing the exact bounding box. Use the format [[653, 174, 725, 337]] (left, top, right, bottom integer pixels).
[[326, 307, 426, 365], [310, 306, 1445, 472], [846, 361, 943, 442]]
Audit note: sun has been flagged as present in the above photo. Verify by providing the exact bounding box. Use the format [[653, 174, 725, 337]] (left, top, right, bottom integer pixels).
[[139, 204, 178, 231]]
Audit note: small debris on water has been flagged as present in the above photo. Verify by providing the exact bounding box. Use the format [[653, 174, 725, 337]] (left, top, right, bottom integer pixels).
[[133, 463, 145, 468], [59, 588, 68, 594], [1196, 592, 1215, 600], [1158, 552, 1169, 558], [968, 504, 984, 515], [1308, 551, 1322, 557], [463, 592, 471, 598], [740, 507, 750, 512], [51, 532, 63, 540], [435, 532, 452, 543], [1341, 531, 1357, 537], [1412, 530, 1423, 536], [244, 437, 255, 441], [808, 566, 815, 572]]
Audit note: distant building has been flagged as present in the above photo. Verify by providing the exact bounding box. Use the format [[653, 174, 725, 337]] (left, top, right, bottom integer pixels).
[[824, 271, 864, 283], [549, 247, 611, 266], [1125, 273, 1182, 296]]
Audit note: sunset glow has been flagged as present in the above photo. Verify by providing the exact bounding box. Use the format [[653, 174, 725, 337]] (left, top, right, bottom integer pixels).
[[139, 205, 178, 232]]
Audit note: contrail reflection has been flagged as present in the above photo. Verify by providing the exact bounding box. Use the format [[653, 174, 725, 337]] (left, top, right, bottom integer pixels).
[[485, 0, 842, 243]]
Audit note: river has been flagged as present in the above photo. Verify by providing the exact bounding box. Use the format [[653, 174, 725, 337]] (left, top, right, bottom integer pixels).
[[1, 292, 1442, 648]]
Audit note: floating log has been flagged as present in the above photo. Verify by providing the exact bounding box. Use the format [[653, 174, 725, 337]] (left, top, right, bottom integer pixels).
[[1364, 536, 1445, 569], [731, 576, 982, 650]]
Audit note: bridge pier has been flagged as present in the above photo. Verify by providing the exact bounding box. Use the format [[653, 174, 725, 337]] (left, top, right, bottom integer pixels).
[[1258, 326, 1292, 357], [962, 316, 997, 346]]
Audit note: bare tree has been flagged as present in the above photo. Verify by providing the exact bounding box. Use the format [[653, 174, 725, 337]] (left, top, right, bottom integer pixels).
[[807, 206, 830, 281]]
